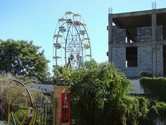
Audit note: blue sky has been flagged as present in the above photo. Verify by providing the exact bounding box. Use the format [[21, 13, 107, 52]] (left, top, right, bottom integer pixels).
[[0, 0, 166, 73]]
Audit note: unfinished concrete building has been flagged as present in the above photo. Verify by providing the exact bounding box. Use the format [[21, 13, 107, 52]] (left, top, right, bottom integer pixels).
[[107, 8, 166, 78]]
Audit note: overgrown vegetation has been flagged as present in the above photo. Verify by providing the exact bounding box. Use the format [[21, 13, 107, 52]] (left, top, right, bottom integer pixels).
[[53, 60, 154, 125], [0, 74, 51, 122], [0, 39, 51, 123], [140, 77, 166, 102], [69, 61, 131, 125], [140, 77, 166, 124]]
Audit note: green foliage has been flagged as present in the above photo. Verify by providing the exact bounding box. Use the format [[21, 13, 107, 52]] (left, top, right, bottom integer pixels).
[[148, 102, 166, 120], [122, 96, 148, 125], [54, 60, 149, 125], [53, 60, 166, 125], [52, 65, 72, 85], [0, 39, 50, 82], [140, 77, 166, 102], [140, 77, 166, 124]]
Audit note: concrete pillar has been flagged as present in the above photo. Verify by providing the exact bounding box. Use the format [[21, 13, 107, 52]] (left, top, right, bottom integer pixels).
[[108, 14, 113, 62], [152, 11, 157, 41], [152, 10, 157, 76]]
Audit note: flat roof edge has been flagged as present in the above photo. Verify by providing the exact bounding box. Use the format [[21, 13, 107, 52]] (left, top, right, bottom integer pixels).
[[110, 8, 166, 18]]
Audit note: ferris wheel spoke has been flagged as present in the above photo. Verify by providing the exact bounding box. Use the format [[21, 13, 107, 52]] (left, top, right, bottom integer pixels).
[[12, 89, 25, 105], [13, 95, 28, 111], [21, 109, 28, 125], [12, 109, 27, 125]]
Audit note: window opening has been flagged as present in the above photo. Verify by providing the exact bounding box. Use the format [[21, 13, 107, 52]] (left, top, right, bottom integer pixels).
[[126, 47, 137, 67]]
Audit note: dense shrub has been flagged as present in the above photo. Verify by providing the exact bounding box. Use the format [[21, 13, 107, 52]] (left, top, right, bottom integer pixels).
[[140, 77, 166, 102], [52, 61, 166, 125], [53, 61, 150, 125]]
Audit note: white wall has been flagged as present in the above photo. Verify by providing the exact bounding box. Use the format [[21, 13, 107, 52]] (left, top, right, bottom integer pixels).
[[27, 83, 55, 92]]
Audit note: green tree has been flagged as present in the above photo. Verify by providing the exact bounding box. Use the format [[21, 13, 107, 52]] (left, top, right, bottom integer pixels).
[[53, 60, 148, 125], [70, 61, 146, 125], [52, 65, 71, 85], [0, 39, 50, 82]]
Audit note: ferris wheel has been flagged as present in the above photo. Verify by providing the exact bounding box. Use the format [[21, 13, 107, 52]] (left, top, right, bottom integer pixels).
[[53, 11, 92, 69]]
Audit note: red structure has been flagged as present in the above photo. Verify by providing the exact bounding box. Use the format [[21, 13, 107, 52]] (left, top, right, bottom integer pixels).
[[61, 93, 70, 123]]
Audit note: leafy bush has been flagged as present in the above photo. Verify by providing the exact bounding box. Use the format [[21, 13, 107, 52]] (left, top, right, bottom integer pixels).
[[52, 61, 166, 125], [139, 77, 166, 124], [148, 102, 166, 120], [54, 61, 149, 125], [140, 77, 166, 102]]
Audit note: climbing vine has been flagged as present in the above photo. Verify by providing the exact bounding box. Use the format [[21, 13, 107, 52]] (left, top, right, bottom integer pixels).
[[140, 77, 166, 124], [140, 77, 166, 102]]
